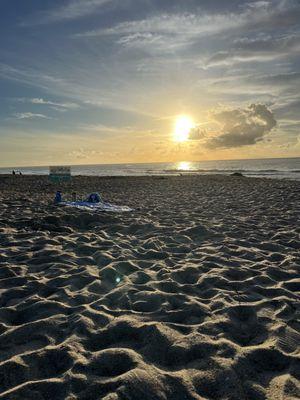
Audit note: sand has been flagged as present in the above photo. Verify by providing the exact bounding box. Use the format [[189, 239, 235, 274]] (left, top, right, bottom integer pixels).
[[0, 174, 299, 400]]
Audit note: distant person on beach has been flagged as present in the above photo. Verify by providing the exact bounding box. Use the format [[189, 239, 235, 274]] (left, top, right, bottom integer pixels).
[[12, 170, 16, 175]]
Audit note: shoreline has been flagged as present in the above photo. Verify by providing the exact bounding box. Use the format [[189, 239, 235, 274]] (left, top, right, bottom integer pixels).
[[0, 172, 299, 181], [1, 172, 300, 185]]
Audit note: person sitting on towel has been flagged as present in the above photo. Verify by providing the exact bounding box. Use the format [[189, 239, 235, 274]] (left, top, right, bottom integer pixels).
[[87, 193, 102, 203]]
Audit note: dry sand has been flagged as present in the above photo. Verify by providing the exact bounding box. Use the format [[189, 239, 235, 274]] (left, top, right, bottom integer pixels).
[[0, 174, 299, 400]]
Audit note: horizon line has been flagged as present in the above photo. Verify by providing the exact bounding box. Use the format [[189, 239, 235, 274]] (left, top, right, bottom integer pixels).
[[0, 155, 300, 170]]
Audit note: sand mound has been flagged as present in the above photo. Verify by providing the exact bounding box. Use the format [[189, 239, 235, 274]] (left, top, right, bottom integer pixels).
[[0, 175, 299, 399]]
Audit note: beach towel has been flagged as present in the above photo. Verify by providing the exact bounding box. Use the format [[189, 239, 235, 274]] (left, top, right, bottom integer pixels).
[[60, 200, 132, 212]]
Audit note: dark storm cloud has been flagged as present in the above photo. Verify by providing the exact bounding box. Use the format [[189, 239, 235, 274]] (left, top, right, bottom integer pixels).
[[205, 104, 277, 149]]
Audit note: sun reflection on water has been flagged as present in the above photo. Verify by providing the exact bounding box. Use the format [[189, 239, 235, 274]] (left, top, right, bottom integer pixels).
[[177, 161, 191, 171]]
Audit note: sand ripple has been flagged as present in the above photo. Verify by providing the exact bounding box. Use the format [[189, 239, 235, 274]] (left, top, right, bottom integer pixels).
[[0, 175, 299, 399]]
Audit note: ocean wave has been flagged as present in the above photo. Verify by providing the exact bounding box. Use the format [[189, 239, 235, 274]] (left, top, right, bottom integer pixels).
[[143, 167, 300, 180], [158, 168, 292, 174]]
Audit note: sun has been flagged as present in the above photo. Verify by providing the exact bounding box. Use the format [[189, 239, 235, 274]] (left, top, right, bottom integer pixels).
[[173, 115, 194, 142]]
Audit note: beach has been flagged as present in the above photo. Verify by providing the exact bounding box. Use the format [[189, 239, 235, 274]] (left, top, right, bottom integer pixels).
[[0, 174, 299, 400]]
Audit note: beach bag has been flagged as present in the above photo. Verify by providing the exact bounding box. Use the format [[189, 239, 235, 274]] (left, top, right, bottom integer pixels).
[[87, 193, 102, 203], [54, 191, 62, 203]]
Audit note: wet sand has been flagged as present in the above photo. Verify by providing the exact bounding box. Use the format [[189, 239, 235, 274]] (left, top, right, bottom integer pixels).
[[0, 174, 299, 400]]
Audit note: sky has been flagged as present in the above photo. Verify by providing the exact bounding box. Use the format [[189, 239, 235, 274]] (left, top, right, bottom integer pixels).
[[0, 0, 299, 167]]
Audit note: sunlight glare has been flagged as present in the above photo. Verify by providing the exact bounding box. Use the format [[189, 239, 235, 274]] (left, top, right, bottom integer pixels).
[[177, 161, 191, 171], [173, 115, 194, 142]]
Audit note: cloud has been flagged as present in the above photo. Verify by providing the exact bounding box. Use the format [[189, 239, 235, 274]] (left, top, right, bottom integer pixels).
[[74, 12, 244, 42], [0, 63, 68, 93], [272, 96, 300, 120], [22, 0, 114, 25], [67, 148, 100, 159], [255, 72, 300, 86], [14, 112, 52, 120], [0, 63, 154, 119], [205, 70, 300, 101], [206, 33, 300, 67], [189, 126, 207, 140], [116, 32, 170, 52], [74, 0, 300, 53], [244, 1, 270, 9], [248, 0, 300, 31], [29, 98, 79, 109], [205, 104, 276, 149], [73, 9, 263, 54]]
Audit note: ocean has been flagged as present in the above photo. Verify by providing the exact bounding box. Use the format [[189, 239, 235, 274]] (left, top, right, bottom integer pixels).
[[1, 157, 300, 180]]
